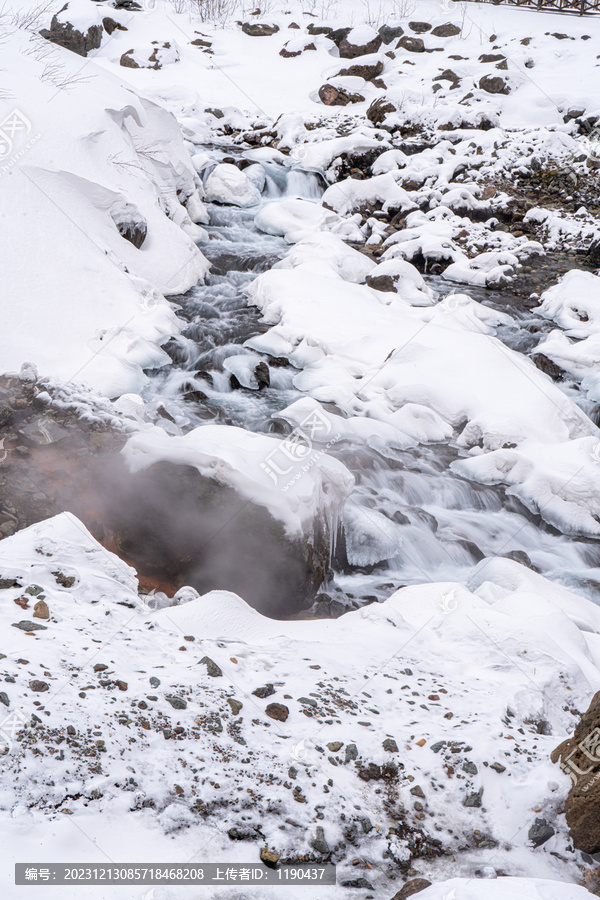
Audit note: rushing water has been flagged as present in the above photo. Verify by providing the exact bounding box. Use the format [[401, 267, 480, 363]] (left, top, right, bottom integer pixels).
[[143, 149, 600, 615]]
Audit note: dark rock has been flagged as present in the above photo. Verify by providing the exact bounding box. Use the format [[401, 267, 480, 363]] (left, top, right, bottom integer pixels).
[[12, 621, 47, 631], [0, 578, 20, 590], [310, 825, 330, 854], [408, 22, 432, 33], [29, 680, 49, 692], [298, 696, 317, 707], [366, 97, 396, 124], [199, 656, 222, 678], [479, 53, 506, 63], [529, 817, 555, 847], [337, 59, 383, 81], [280, 41, 316, 58], [40, 16, 103, 57], [463, 760, 478, 774], [254, 362, 270, 389], [410, 784, 425, 798], [307, 23, 333, 35], [227, 698, 243, 715], [120, 50, 140, 69], [149, 677, 161, 687], [431, 23, 461, 38], [228, 826, 258, 840], [397, 36, 425, 53], [588, 237, 600, 267], [532, 353, 567, 382], [252, 683, 275, 699], [345, 743, 358, 763], [338, 32, 382, 59], [166, 695, 187, 710], [327, 740, 343, 752], [392, 879, 433, 899], [342, 878, 374, 889], [383, 738, 399, 752], [434, 69, 460, 88], [241, 22, 279, 37], [52, 572, 76, 588], [464, 787, 483, 807], [265, 703, 289, 721], [490, 762, 506, 773], [502, 550, 538, 571], [379, 24, 403, 44], [0, 692, 9, 707], [102, 17, 127, 35], [191, 37, 212, 48], [318, 84, 365, 106], [115, 680, 127, 691], [479, 75, 509, 95]]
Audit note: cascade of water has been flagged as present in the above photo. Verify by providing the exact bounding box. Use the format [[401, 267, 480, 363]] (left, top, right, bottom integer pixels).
[[141, 150, 600, 613]]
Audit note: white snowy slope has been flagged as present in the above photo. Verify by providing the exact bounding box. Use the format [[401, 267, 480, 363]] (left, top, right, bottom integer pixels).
[[0, 24, 210, 397], [0, 514, 600, 898]]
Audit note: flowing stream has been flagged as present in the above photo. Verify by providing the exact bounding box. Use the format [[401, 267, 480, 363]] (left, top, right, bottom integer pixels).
[[143, 148, 600, 616]]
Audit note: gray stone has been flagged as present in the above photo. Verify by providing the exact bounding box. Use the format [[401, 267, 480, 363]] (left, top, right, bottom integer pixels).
[[0, 692, 9, 707], [464, 787, 484, 807], [528, 817, 555, 847], [199, 656, 222, 677], [149, 677, 161, 687], [379, 24, 403, 44], [12, 621, 47, 631], [383, 738, 399, 752], [298, 696, 317, 708], [252, 684, 275, 699], [166, 695, 187, 710], [310, 826, 330, 854], [39, 16, 103, 57], [241, 22, 279, 37], [345, 743, 358, 763], [227, 698, 243, 715], [462, 760, 478, 774]]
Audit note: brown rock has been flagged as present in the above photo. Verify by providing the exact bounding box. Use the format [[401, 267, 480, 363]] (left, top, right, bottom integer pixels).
[[265, 702, 289, 721], [431, 23, 461, 38], [318, 85, 365, 106], [392, 879, 433, 899], [14, 598, 29, 610], [553, 690, 600, 852], [397, 36, 425, 53], [338, 33, 382, 59], [260, 846, 280, 867], [366, 97, 396, 124], [367, 274, 396, 292], [33, 600, 49, 619], [408, 22, 432, 33], [29, 680, 49, 692], [479, 75, 509, 95], [337, 59, 383, 81]]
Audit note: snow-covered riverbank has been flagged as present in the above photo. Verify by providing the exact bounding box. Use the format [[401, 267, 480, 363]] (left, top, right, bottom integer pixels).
[[4, 0, 600, 896]]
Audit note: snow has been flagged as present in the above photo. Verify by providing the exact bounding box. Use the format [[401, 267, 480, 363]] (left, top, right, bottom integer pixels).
[[5, 0, 600, 893], [122, 423, 354, 540], [204, 162, 261, 207]]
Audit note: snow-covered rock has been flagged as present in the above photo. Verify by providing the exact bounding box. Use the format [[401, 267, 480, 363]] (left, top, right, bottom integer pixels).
[[204, 162, 262, 207]]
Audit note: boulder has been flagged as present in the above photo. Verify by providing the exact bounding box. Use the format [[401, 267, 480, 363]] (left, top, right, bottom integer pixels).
[[397, 36, 425, 53], [479, 74, 509, 94], [308, 22, 333, 35], [102, 17, 127, 35], [39, 16, 103, 57], [552, 690, 600, 852], [366, 96, 396, 124], [280, 40, 316, 58], [379, 24, 404, 44], [241, 22, 279, 37], [589, 237, 600, 267], [336, 58, 383, 81], [336, 25, 382, 59], [431, 23, 461, 37], [318, 84, 365, 106], [408, 22, 432, 33], [204, 163, 261, 207]]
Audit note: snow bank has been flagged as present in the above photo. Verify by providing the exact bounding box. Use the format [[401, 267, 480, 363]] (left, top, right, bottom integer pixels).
[[416, 877, 592, 899], [0, 28, 210, 397]]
